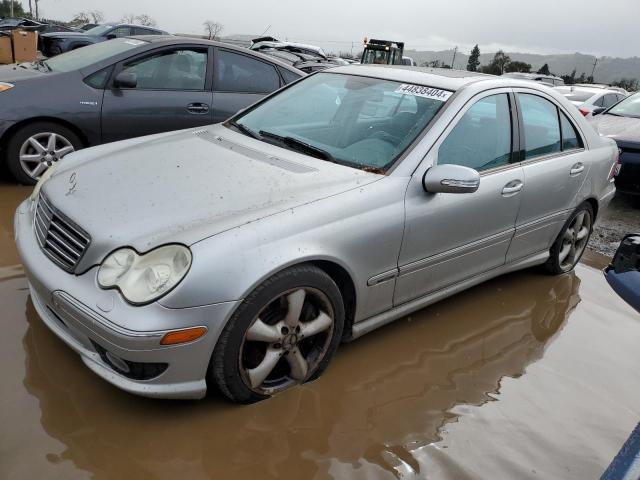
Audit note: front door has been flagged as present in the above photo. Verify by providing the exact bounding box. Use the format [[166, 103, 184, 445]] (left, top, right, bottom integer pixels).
[[101, 46, 213, 143], [396, 91, 523, 305]]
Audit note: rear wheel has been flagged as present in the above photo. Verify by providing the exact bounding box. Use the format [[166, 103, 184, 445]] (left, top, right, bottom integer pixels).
[[544, 203, 593, 275], [210, 265, 344, 403], [5, 122, 82, 185]]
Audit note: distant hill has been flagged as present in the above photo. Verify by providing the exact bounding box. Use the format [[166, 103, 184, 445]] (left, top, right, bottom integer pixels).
[[403, 49, 640, 83]]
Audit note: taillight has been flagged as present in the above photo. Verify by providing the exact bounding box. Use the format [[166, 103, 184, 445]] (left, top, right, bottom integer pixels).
[[609, 149, 622, 180], [579, 107, 590, 117]]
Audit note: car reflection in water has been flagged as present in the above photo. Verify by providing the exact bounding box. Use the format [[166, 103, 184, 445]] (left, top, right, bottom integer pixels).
[[22, 270, 580, 479]]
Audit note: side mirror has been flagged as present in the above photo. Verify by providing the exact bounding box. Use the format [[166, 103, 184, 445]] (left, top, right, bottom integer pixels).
[[592, 107, 606, 116], [422, 164, 480, 194], [113, 71, 137, 89]]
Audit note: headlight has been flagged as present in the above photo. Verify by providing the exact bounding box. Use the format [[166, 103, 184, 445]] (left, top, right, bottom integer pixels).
[[0, 82, 14, 92], [98, 245, 192, 305], [29, 161, 60, 202]]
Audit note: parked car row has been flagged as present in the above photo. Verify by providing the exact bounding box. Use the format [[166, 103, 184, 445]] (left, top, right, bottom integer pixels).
[[555, 85, 627, 118], [0, 17, 76, 34], [0, 36, 303, 183]]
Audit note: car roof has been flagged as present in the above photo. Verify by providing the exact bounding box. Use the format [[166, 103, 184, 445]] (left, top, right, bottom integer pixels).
[[128, 36, 305, 74], [555, 85, 617, 95], [325, 65, 497, 90]]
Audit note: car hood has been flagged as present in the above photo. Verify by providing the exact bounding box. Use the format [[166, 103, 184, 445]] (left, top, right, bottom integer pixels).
[[0, 63, 47, 82], [590, 114, 640, 145], [41, 125, 381, 270]]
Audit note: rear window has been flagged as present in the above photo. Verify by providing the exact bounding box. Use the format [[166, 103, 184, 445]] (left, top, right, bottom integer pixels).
[[561, 90, 596, 102], [46, 38, 147, 72]]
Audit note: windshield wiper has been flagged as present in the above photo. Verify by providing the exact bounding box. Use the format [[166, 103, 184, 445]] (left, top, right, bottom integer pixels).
[[227, 120, 261, 140], [35, 59, 51, 72], [259, 130, 338, 163]]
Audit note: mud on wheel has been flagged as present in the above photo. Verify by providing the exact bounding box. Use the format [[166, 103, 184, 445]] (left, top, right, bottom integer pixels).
[[210, 265, 345, 403]]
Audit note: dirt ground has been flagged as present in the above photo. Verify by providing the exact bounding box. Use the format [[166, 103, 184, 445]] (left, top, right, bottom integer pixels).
[[0, 184, 639, 479], [590, 193, 640, 257]]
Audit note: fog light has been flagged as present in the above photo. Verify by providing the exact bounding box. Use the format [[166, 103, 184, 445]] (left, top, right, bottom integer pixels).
[[160, 327, 207, 345], [105, 351, 131, 373]]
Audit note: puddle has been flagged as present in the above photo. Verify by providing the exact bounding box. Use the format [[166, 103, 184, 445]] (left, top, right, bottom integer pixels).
[[0, 183, 638, 479]]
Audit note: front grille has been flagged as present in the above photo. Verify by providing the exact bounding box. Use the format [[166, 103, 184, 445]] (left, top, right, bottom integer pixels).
[[34, 194, 90, 272]]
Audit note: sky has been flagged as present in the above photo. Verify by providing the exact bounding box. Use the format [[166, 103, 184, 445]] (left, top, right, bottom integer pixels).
[[36, 0, 640, 58]]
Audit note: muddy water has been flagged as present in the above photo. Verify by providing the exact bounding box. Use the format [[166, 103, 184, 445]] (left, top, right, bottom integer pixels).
[[1, 185, 639, 480]]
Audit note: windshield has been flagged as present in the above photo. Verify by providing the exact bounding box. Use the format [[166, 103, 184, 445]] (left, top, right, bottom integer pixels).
[[232, 73, 450, 171], [607, 92, 640, 118], [45, 38, 147, 72], [84, 25, 115, 36]]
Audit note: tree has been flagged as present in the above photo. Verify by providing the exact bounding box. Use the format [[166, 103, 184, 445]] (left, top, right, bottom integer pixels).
[[0, 0, 25, 17], [560, 69, 576, 85], [136, 14, 157, 27], [612, 78, 639, 91], [203, 20, 224, 40], [537, 63, 551, 75], [491, 50, 511, 75], [89, 10, 104, 23], [121, 13, 136, 23], [467, 44, 480, 72], [505, 61, 532, 73]]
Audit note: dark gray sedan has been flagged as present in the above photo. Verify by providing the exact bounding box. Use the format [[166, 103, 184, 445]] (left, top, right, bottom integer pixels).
[[0, 36, 304, 184]]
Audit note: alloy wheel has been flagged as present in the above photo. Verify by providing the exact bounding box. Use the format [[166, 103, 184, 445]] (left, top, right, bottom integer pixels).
[[239, 287, 335, 395], [19, 132, 75, 180], [558, 210, 592, 271]]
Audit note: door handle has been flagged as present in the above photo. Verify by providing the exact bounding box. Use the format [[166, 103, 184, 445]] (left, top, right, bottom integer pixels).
[[502, 180, 523, 196], [570, 162, 585, 176], [187, 103, 209, 114]]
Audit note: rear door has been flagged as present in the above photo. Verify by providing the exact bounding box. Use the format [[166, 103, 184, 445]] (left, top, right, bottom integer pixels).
[[506, 90, 588, 262], [101, 45, 213, 143], [211, 48, 284, 123]]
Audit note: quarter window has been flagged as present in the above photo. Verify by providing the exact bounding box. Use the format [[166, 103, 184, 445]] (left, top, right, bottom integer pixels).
[[215, 50, 280, 93], [279, 67, 301, 85], [559, 112, 583, 150], [438, 94, 512, 172], [121, 49, 207, 90], [518, 94, 561, 160]]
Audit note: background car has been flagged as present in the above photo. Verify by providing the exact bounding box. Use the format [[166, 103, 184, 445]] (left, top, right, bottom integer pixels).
[[0, 36, 303, 184], [250, 37, 328, 59], [590, 92, 640, 199], [555, 85, 626, 117], [605, 234, 640, 312], [39, 23, 169, 57], [574, 83, 629, 96], [258, 48, 332, 73], [0, 17, 75, 34], [502, 72, 565, 87]]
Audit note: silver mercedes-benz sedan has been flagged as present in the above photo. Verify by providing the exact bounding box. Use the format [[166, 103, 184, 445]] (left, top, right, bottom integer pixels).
[[14, 66, 618, 402]]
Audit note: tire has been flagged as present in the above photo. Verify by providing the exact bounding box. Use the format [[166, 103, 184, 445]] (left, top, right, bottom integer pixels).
[[210, 264, 345, 403], [544, 202, 594, 275], [5, 121, 82, 185]]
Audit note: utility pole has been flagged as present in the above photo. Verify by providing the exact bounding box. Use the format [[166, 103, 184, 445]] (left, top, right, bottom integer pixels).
[[10, 0, 14, 17], [591, 58, 598, 82], [451, 46, 458, 69]]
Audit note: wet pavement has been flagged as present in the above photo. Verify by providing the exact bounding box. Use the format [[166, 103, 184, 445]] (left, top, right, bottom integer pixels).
[[590, 193, 640, 257], [1, 184, 639, 480]]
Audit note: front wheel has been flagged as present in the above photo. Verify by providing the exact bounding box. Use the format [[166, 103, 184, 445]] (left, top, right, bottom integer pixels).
[[210, 265, 345, 403], [544, 203, 593, 275], [5, 122, 82, 185]]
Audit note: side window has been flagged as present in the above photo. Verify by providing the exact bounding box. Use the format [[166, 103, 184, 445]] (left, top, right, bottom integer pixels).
[[109, 27, 132, 38], [438, 94, 512, 172], [278, 67, 301, 85], [519, 94, 561, 160], [215, 50, 280, 94], [121, 49, 207, 90], [559, 112, 583, 151], [603, 94, 619, 108], [84, 67, 111, 89], [593, 95, 605, 107]]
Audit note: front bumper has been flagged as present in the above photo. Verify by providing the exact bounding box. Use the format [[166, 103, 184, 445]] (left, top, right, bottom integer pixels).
[[14, 199, 239, 399]]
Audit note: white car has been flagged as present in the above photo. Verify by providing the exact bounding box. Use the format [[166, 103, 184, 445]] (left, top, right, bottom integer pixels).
[[554, 86, 627, 118]]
